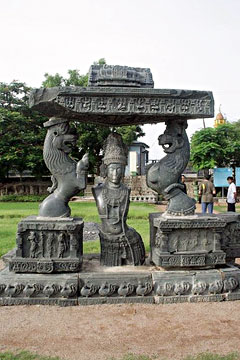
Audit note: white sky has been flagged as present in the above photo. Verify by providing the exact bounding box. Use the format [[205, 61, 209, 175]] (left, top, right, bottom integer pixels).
[[0, 0, 240, 159]]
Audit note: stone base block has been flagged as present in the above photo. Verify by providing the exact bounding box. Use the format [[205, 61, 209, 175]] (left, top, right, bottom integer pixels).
[[152, 265, 240, 303], [149, 213, 232, 268], [0, 267, 78, 306], [9, 216, 83, 273], [2, 257, 240, 305]]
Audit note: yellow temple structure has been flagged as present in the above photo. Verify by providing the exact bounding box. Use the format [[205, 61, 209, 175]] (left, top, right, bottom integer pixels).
[[214, 106, 226, 128]]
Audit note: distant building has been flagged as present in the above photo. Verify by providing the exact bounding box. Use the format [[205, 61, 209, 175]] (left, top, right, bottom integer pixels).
[[214, 107, 226, 128], [125, 141, 149, 176]]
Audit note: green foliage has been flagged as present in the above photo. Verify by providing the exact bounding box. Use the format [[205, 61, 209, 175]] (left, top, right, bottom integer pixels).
[[93, 57, 106, 65], [0, 201, 158, 257], [184, 353, 240, 360], [0, 81, 30, 111], [190, 123, 240, 170], [0, 195, 46, 202], [0, 81, 48, 180], [109, 355, 156, 360], [42, 69, 88, 88], [0, 351, 60, 360]]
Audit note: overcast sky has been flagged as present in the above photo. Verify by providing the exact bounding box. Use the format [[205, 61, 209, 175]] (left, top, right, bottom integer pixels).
[[0, 0, 239, 159]]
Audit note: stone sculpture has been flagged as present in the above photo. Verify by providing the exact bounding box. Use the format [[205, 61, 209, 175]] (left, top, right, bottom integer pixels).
[[92, 132, 145, 266], [9, 216, 84, 273], [39, 117, 88, 218], [147, 119, 196, 216], [4, 64, 240, 306]]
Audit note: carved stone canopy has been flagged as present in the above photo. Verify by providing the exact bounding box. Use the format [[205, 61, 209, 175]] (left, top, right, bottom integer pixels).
[[29, 65, 214, 126], [88, 65, 154, 88]]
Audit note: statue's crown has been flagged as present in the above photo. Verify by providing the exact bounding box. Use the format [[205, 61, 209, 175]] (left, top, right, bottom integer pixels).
[[103, 132, 128, 166]]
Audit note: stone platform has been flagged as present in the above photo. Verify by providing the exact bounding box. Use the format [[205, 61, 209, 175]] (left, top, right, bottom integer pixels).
[[1, 256, 240, 306]]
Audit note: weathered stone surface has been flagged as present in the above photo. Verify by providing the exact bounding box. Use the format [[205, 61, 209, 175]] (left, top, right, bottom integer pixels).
[[29, 87, 214, 126], [0, 267, 78, 306], [149, 213, 228, 268], [149, 213, 240, 266], [92, 133, 145, 266], [88, 65, 154, 88], [152, 265, 240, 303], [218, 213, 240, 261], [39, 117, 88, 217], [1, 261, 240, 305], [9, 216, 83, 273], [146, 119, 196, 216]]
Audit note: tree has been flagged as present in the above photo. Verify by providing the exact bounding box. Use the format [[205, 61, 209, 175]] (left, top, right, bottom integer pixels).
[[42, 59, 145, 174], [0, 81, 47, 180], [190, 123, 240, 170]]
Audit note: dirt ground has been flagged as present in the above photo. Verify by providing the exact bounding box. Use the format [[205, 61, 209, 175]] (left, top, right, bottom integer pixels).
[[0, 204, 236, 360], [0, 301, 240, 360]]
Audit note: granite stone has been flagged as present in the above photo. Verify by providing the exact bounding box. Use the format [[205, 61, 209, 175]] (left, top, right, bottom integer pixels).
[[9, 216, 84, 273]]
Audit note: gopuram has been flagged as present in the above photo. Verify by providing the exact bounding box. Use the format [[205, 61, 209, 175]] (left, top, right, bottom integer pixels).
[[1, 64, 240, 305]]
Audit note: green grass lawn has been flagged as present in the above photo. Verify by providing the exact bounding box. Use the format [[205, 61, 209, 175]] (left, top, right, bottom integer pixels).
[[0, 201, 159, 257], [0, 352, 239, 360], [214, 204, 240, 213]]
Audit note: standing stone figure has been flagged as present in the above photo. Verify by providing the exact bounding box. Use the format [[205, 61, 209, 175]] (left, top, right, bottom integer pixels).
[[92, 133, 145, 266], [29, 231, 38, 258]]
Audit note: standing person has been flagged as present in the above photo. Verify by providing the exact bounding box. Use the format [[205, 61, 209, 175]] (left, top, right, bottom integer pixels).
[[199, 175, 216, 214], [180, 174, 187, 194], [227, 176, 237, 212]]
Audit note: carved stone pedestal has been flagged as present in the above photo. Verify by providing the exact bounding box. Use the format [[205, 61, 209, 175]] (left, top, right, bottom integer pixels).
[[149, 213, 231, 268], [2, 254, 240, 305], [9, 216, 83, 273], [0, 267, 78, 306], [153, 265, 240, 303]]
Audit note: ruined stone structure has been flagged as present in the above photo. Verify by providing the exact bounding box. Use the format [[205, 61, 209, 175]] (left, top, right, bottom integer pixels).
[[1, 64, 240, 305]]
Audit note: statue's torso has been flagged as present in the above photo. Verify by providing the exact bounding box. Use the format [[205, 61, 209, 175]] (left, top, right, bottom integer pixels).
[[93, 183, 130, 235]]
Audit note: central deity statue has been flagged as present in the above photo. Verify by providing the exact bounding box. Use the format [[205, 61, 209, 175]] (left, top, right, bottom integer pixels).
[[92, 132, 145, 266]]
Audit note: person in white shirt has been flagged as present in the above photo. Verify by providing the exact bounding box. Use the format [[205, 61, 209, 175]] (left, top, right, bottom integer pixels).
[[227, 176, 237, 212]]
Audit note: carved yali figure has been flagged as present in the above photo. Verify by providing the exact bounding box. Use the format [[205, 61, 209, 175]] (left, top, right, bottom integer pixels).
[[92, 132, 145, 266], [39, 117, 88, 217], [147, 119, 196, 216]]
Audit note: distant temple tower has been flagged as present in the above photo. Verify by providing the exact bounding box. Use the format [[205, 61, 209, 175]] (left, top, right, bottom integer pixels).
[[214, 105, 226, 128]]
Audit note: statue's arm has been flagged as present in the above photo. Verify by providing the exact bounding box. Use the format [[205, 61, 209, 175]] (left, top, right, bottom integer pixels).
[[76, 153, 89, 189]]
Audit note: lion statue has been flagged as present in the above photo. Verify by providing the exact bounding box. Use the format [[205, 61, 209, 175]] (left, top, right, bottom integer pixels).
[[146, 119, 196, 216], [39, 117, 88, 217]]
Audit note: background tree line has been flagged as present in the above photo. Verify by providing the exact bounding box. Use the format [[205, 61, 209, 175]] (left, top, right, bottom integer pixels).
[[1, 58, 240, 182], [0, 59, 144, 181], [190, 121, 240, 171]]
